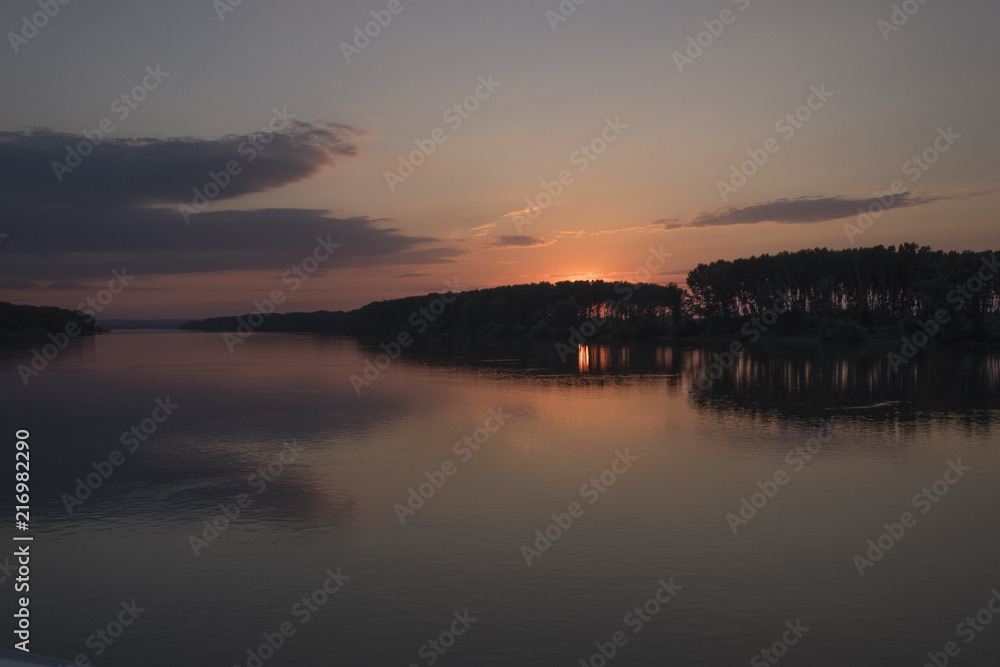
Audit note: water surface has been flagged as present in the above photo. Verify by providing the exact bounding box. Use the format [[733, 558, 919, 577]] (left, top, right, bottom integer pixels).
[[2, 332, 999, 666]]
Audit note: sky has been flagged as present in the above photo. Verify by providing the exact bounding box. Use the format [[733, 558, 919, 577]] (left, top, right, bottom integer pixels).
[[0, 0, 997, 318]]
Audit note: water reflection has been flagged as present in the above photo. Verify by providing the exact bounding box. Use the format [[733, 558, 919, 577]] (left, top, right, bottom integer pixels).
[[2, 332, 999, 667], [388, 337, 1000, 419], [680, 343, 1000, 421], [577, 345, 630, 373]]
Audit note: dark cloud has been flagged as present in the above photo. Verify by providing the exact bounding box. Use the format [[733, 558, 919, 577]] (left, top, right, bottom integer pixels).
[[491, 235, 553, 248], [47, 280, 88, 290], [657, 191, 991, 230], [0, 279, 37, 290], [393, 273, 431, 279], [0, 121, 362, 205], [1, 208, 462, 281], [0, 124, 464, 282]]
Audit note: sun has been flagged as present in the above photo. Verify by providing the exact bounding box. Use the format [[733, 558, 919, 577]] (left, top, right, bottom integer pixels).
[[562, 270, 603, 282]]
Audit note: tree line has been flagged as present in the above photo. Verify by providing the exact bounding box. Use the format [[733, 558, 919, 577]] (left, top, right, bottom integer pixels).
[[180, 244, 999, 344], [686, 244, 998, 341], [0, 302, 101, 337]]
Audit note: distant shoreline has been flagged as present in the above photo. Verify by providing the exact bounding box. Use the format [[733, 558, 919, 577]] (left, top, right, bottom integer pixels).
[[7, 245, 998, 348]]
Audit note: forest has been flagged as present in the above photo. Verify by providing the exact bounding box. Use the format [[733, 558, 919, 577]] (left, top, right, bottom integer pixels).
[[0, 302, 102, 337], [180, 244, 997, 345]]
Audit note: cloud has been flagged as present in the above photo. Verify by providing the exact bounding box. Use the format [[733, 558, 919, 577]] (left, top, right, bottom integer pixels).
[[0, 122, 364, 205], [499, 205, 541, 220], [0, 124, 463, 282], [491, 235, 554, 248], [1, 208, 463, 281], [470, 223, 495, 236], [593, 223, 664, 236], [47, 280, 88, 290], [0, 279, 38, 289], [657, 191, 992, 230], [393, 272, 431, 279]]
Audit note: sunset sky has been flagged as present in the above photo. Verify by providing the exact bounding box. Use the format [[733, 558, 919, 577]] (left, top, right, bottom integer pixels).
[[1, 0, 997, 318]]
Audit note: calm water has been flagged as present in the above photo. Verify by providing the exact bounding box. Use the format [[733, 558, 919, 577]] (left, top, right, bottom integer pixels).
[[2, 331, 1000, 666]]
